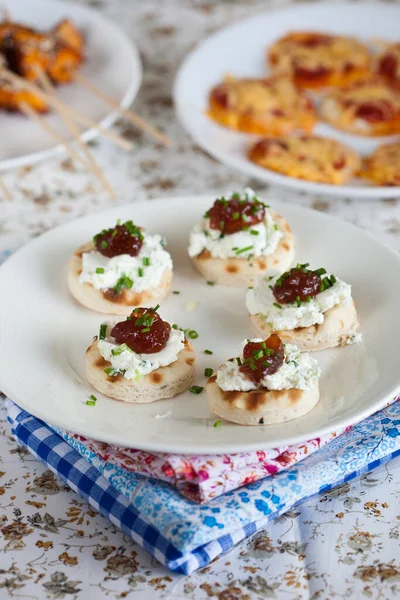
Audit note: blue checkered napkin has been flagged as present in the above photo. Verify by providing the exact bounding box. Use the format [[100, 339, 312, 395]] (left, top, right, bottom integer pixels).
[[6, 399, 400, 574]]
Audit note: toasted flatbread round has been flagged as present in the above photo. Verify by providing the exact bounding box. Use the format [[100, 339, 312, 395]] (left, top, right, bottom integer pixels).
[[191, 212, 294, 287], [86, 337, 195, 403], [361, 141, 400, 186], [208, 75, 316, 135], [68, 241, 172, 315], [267, 31, 371, 90], [248, 136, 361, 185], [320, 78, 400, 136], [250, 300, 359, 351], [207, 375, 319, 425]]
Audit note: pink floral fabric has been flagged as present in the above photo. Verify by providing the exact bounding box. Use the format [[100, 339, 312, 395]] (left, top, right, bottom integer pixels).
[[69, 430, 343, 503]]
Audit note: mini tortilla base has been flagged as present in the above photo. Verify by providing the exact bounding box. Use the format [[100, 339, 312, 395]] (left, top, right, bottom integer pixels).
[[250, 300, 359, 351], [207, 375, 320, 425], [191, 212, 294, 287], [86, 338, 195, 403], [68, 241, 172, 315]]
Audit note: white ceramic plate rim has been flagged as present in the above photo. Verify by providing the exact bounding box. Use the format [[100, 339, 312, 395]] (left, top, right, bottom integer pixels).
[[0, 0, 142, 172], [1, 196, 400, 454], [173, 1, 400, 199]]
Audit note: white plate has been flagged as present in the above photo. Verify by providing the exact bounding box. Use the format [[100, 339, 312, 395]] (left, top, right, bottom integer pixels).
[[0, 196, 399, 454], [0, 0, 141, 171], [174, 2, 400, 199]]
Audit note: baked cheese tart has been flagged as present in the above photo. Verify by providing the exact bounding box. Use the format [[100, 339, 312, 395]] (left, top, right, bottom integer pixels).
[[207, 74, 316, 135], [267, 31, 371, 89], [248, 135, 360, 185], [362, 142, 400, 186]]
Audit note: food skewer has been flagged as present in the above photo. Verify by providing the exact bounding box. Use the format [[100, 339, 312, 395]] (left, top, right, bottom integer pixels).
[[18, 101, 90, 169], [74, 72, 172, 147], [0, 174, 11, 200], [0, 69, 133, 152], [35, 66, 116, 199]]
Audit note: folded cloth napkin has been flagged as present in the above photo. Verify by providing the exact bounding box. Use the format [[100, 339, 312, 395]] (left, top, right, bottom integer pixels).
[[55, 427, 343, 503], [6, 398, 400, 574]]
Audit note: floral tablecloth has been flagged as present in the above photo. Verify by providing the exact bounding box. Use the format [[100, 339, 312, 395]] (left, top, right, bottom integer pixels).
[[1, 0, 400, 597]]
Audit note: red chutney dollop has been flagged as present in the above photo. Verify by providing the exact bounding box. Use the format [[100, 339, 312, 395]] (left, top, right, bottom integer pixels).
[[207, 193, 266, 235], [273, 263, 325, 304], [111, 307, 170, 354], [94, 220, 144, 258], [239, 334, 284, 384]]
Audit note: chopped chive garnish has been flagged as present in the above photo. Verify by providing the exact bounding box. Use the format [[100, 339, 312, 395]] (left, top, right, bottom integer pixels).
[[101, 241, 108, 249], [253, 350, 264, 360], [173, 290, 180, 294], [86, 400, 96, 406], [141, 327, 151, 333], [203, 210, 210, 218], [273, 302, 282, 309], [172, 324, 178, 329], [261, 342, 267, 349], [111, 344, 131, 356], [204, 349, 213, 355], [250, 230, 259, 236], [248, 286, 254, 289], [189, 385, 203, 394], [213, 420, 222, 428], [296, 296, 302, 307], [235, 245, 254, 255], [153, 304, 160, 312], [188, 330, 198, 339], [99, 324, 107, 340], [138, 267, 144, 277], [204, 368, 213, 377], [269, 285, 273, 291], [273, 224, 278, 231], [104, 367, 117, 376], [96, 267, 105, 274], [142, 257, 151, 266], [232, 212, 240, 220], [236, 357, 242, 366], [314, 268, 327, 277], [330, 274, 337, 285], [89, 395, 97, 402], [306, 295, 311, 303], [207, 281, 215, 286]]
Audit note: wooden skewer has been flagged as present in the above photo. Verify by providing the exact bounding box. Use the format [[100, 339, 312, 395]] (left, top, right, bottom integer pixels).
[[0, 174, 12, 201], [35, 67, 116, 199], [74, 72, 172, 147], [18, 101, 91, 169], [0, 68, 133, 152]]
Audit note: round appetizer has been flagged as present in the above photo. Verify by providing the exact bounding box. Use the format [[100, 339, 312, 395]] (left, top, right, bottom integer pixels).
[[362, 141, 400, 186], [248, 136, 360, 185], [246, 263, 360, 351], [320, 78, 400, 136], [68, 220, 173, 315], [188, 188, 294, 287], [86, 306, 195, 403], [267, 31, 371, 90], [206, 334, 321, 425], [376, 43, 400, 90], [207, 74, 316, 135]]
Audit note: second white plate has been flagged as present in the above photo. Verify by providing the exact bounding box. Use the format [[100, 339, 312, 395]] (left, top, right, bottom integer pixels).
[[174, 2, 400, 198], [0, 196, 399, 454], [0, 0, 141, 171]]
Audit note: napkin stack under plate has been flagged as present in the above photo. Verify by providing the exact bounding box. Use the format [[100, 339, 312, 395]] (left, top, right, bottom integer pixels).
[[6, 397, 400, 574]]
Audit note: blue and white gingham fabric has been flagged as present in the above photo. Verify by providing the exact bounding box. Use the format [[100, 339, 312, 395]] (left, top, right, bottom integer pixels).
[[6, 398, 400, 574]]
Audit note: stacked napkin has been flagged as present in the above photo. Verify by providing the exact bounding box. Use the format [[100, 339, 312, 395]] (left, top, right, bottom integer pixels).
[[6, 397, 400, 574]]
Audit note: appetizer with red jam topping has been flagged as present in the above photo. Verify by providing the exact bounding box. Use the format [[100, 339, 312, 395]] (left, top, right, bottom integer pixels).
[[248, 136, 361, 185], [207, 74, 316, 135], [188, 188, 294, 287], [86, 306, 195, 403], [206, 334, 320, 425], [267, 31, 371, 90], [68, 220, 173, 315], [320, 78, 400, 136], [246, 263, 360, 351]]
